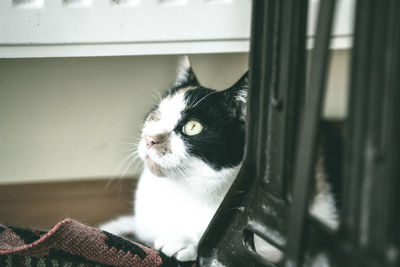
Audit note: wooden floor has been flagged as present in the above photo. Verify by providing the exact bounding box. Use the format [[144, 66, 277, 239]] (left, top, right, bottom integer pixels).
[[0, 178, 137, 230]]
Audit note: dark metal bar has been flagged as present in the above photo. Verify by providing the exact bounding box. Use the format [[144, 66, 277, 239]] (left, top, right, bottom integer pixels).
[[198, 2, 281, 264], [197, 0, 307, 266], [339, 0, 372, 248], [339, 0, 400, 266], [283, 0, 337, 266], [264, 0, 307, 200]]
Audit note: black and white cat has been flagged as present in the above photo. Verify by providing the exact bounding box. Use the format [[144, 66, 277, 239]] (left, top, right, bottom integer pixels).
[[100, 56, 338, 262], [100, 56, 247, 261]]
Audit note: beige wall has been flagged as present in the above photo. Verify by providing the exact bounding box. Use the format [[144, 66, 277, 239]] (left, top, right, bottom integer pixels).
[[0, 54, 248, 184], [0, 51, 348, 184], [323, 50, 349, 119]]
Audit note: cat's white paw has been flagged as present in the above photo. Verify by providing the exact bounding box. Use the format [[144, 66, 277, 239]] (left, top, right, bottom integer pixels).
[[154, 235, 170, 250], [175, 244, 197, 262], [155, 236, 198, 261], [98, 215, 136, 236]]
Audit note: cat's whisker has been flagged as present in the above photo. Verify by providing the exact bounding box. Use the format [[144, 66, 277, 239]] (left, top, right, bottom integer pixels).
[[120, 139, 141, 153], [108, 148, 143, 194], [175, 164, 191, 179], [121, 143, 140, 154], [131, 156, 142, 168], [121, 139, 140, 147], [150, 94, 161, 103], [131, 159, 143, 173], [189, 91, 219, 109], [142, 100, 158, 106], [187, 94, 203, 108], [122, 141, 139, 146], [147, 86, 163, 103], [119, 159, 135, 180], [106, 151, 136, 190], [120, 151, 141, 177], [105, 178, 114, 190]]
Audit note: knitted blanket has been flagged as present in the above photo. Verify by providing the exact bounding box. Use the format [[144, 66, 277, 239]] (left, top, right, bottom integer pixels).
[[0, 219, 195, 267]]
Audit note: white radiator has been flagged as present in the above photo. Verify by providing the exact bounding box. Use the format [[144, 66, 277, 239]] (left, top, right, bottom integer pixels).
[[0, 0, 354, 58]]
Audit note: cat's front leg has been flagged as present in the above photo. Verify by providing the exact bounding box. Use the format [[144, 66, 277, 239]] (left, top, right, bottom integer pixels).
[[154, 235, 198, 261], [99, 215, 136, 236]]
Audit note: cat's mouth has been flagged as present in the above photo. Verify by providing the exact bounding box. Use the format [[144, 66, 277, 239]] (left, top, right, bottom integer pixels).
[[145, 155, 156, 166]]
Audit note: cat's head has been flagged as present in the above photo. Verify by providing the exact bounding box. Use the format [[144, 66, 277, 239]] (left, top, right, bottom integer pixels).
[[138, 57, 248, 179]]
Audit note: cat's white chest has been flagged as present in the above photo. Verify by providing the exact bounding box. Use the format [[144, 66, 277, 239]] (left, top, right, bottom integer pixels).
[[133, 168, 218, 244]]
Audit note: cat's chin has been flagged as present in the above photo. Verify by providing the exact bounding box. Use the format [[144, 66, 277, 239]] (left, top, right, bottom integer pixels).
[[145, 156, 167, 177], [144, 156, 189, 179]]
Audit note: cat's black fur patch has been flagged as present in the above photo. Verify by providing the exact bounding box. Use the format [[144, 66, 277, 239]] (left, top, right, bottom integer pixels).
[[171, 76, 247, 170]]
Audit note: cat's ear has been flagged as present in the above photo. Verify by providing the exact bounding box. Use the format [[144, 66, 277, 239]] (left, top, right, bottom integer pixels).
[[174, 56, 200, 87], [224, 71, 248, 122]]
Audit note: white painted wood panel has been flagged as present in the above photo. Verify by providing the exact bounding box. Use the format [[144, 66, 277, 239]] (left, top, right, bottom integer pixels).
[[0, 0, 354, 58]]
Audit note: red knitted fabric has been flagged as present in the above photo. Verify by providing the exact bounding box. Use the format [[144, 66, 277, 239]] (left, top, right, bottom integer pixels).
[[0, 219, 195, 267]]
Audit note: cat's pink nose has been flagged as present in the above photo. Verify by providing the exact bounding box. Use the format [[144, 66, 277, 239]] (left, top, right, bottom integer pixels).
[[144, 135, 157, 148], [143, 133, 169, 148]]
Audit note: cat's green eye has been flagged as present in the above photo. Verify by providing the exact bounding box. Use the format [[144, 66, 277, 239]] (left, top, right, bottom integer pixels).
[[183, 120, 203, 136]]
